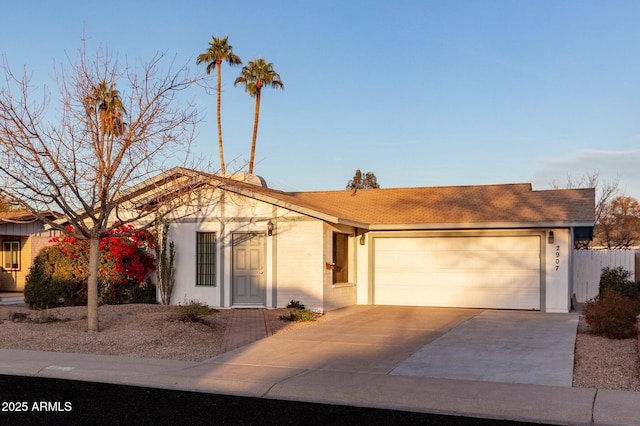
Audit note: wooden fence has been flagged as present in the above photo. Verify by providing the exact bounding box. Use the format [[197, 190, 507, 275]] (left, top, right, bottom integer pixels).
[[572, 249, 638, 303]]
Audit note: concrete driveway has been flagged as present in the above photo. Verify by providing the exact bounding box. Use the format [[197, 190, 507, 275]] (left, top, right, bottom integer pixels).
[[391, 309, 579, 386], [212, 305, 578, 387]]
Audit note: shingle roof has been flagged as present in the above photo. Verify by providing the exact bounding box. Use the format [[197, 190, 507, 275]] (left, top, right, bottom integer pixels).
[[213, 175, 595, 229]]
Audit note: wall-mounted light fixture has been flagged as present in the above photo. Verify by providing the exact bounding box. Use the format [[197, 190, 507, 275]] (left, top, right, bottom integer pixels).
[[548, 230, 554, 244], [267, 220, 274, 236], [359, 233, 366, 245]]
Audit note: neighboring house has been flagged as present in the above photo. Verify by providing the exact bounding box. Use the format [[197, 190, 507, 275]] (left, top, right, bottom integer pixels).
[[0, 211, 59, 291], [136, 168, 595, 314]]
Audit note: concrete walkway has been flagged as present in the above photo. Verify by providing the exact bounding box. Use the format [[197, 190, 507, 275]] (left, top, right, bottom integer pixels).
[[0, 292, 24, 306], [1, 305, 640, 425]]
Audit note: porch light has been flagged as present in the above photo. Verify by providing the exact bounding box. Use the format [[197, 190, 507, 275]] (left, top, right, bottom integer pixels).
[[548, 231, 554, 244], [359, 233, 366, 245], [267, 220, 274, 236]]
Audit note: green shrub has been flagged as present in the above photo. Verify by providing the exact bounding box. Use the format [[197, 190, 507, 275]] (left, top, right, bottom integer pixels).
[[584, 289, 640, 339], [128, 280, 157, 304], [100, 279, 156, 305], [280, 309, 316, 322], [176, 300, 218, 323], [24, 247, 85, 309], [599, 266, 640, 300], [24, 251, 57, 309], [286, 300, 305, 309]]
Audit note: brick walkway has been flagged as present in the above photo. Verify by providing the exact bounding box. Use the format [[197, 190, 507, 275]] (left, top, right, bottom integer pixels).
[[220, 309, 272, 353]]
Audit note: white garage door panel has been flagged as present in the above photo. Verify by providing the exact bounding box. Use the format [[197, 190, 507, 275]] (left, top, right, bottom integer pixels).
[[374, 236, 541, 309]]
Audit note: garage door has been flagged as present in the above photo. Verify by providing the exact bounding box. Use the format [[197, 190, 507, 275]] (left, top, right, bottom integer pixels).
[[374, 235, 541, 310]]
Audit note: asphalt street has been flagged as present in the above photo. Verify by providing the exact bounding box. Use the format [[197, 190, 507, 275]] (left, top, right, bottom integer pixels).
[[0, 375, 543, 426]]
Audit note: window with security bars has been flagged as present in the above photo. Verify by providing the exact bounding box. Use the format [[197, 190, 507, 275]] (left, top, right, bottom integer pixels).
[[196, 232, 216, 286]]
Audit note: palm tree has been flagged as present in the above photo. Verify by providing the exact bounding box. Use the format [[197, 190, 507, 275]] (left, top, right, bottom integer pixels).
[[196, 36, 242, 174], [85, 81, 126, 138], [84, 81, 127, 172], [234, 58, 283, 174]]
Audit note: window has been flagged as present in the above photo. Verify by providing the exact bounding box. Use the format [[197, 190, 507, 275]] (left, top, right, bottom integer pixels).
[[196, 232, 216, 286], [332, 233, 349, 284], [3, 241, 20, 271]]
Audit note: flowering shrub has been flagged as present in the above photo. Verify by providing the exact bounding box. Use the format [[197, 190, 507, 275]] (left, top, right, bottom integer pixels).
[[25, 225, 156, 308]]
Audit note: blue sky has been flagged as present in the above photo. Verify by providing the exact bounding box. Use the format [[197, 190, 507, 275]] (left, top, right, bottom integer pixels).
[[2, 1, 640, 198]]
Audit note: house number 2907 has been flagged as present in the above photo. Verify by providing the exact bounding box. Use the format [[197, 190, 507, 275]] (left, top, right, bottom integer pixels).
[[555, 245, 560, 271]]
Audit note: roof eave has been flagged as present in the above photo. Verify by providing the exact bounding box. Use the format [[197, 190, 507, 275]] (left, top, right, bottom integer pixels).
[[368, 221, 595, 231]]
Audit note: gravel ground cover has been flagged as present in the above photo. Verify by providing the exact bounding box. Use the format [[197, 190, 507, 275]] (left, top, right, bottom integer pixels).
[[0, 304, 638, 391], [0, 304, 318, 362], [572, 316, 640, 391]]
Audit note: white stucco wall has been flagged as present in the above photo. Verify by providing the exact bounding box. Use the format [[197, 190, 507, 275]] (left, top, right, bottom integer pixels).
[[166, 189, 332, 311], [274, 218, 324, 311], [544, 228, 572, 313], [356, 233, 370, 305], [169, 221, 221, 307], [321, 223, 358, 312], [168, 188, 277, 308]]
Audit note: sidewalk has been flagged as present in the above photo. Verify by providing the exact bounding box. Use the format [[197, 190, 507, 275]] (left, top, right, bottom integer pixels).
[[1, 307, 640, 425], [0, 292, 25, 306], [1, 347, 636, 426]]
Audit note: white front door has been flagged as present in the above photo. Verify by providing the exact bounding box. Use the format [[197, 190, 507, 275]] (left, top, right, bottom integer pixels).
[[232, 233, 266, 305]]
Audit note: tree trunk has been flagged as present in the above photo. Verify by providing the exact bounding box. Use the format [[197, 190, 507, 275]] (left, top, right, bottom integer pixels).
[[216, 62, 225, 174], [87, 236, 100, 332], [249, 89, 261, 174]]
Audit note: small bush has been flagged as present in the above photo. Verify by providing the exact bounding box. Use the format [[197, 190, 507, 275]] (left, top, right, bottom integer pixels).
[[9, 312, 29, 323], [584, 289, 640, 339], [100, 279, 157, 305], [24, 247, 85, 309], [599, 266, 640, 300], [30, 310, 62, 324], [176, 300, 218, 323], [280, 309, 316, 322], [128, 280, 157, 304], [286, 300, 305, 309]]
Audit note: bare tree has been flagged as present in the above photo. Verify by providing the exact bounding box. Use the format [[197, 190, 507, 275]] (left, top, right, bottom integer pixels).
[[551, 171, 620, 248], [551, 171, 619, 225], [0, 44, 205, 331], [596, 195, 640, 249]]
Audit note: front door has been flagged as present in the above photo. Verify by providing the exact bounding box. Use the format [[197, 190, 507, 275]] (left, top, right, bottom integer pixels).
[[232, 233, 266, 305]]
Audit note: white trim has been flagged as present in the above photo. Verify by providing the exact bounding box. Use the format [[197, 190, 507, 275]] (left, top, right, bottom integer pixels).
[[368, 222, 594, 231]]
